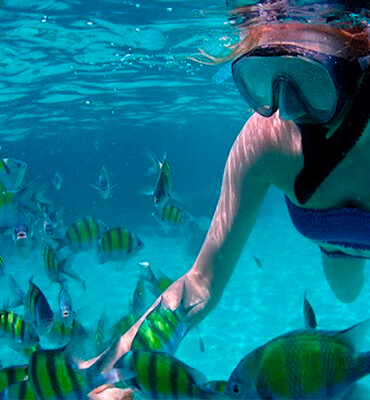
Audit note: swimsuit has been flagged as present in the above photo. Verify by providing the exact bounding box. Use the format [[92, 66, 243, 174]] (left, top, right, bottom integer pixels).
[[285, 195, 370, 259]]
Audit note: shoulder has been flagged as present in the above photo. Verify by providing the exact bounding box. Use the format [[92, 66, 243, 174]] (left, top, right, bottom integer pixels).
[[236, 112, 302, 155], [227, 113, 303, 187]]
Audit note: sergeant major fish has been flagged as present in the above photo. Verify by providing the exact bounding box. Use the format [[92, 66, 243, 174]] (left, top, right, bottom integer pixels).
[[28, 343, 123, 400], [0, 379, 36, 400], [91, 165, 117, 200], [97, 227, 143, 265], [225, 319, 370, 400], [12, 213, 35, 258], [131, 283, 200, 355], [25, 280, 54, 335], [62, 216, 108, 255], [114, 350, 218, 399], [44, 245, 86, 290], [0, 309, 39, 346], [0, 364, 28, 394], [146, 151, 172, 206], [58, 285, 74, 322]]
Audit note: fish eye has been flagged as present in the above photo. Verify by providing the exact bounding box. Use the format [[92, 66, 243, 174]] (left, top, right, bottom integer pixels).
[[231, 383, 242, 396]]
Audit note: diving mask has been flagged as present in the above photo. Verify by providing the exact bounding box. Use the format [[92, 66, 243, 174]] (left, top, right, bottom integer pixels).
[[232, 44, 368, 124]]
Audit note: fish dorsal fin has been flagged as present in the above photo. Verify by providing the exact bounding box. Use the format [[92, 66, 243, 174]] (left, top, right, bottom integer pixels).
[[334, 319, 370, 352]]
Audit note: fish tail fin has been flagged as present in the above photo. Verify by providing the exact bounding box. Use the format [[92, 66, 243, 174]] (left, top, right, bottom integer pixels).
[[356, 351, 370, 380]]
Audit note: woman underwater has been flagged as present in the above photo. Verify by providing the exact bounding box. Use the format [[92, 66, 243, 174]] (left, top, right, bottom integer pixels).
[[92, 1, 370, 398]]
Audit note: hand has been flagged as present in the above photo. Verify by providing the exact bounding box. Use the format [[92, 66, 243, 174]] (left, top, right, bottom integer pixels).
[[88, 272, 209, 399], [89, 385, 134, 400]]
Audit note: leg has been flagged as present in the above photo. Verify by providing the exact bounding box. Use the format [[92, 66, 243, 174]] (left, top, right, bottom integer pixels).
[[321, 252, 365, 303]]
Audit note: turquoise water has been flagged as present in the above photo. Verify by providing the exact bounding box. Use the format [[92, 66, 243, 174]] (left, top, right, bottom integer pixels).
[[1, 0, 370, 399]]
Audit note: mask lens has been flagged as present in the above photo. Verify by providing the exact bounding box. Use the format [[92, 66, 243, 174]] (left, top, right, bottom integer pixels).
[[232, 52, 339, 123]]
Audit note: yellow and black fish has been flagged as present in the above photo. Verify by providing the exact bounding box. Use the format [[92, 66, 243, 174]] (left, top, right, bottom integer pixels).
[[153, 204, 184, 229], [98, 227, 143, 265], [225, 319, 370, 400], [0, 364, 28, 394], [0, 310, 39, 346], [25, 280, 54, 335], [0, 378, 36, 399], [114, 350, 216, 399], [28, 343, 122, 400], [146, 152, 172, 206], [63, 216, 108, 254]]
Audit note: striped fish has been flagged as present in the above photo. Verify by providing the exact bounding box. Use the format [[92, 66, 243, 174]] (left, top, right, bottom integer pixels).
[[25, 280, 54, 335], [44, 246, 86, 290], [139, 263, 205, 354], [58, 285, 73, 320], [111, 313, 137, 340], [63, 216, 108, 254], [97, 227, 144, 265], [0, 364, 28, 394], [225, 319, 370, 400], [28, 343, 122, 400], [0, 310, 39, 346], [44, 245, 66, 284], [46, 318, 88, 346], [115, 350, 215, 399], [303, 291, 317, 329], [131, 292, 195, 355], [0, 379, 36, 400], [91, 165, 117, 200], [153, 204, 184, 229], [146, 152, 172, 206], [58, 285, 74, 324]]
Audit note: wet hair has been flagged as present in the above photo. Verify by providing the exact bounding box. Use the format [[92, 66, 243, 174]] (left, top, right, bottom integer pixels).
[[224, 1, 370, 62], [229, 22, 370, 60]]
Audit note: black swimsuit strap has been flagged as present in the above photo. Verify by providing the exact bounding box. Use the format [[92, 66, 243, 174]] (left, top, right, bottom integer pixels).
[[294, 68, 370, 205]]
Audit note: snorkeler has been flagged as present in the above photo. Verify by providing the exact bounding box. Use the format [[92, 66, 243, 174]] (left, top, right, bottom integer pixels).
[[91, 1, 370, 398]]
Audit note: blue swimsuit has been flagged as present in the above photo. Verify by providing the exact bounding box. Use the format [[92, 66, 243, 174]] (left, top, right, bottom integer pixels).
[[285, 195, 370, 259]]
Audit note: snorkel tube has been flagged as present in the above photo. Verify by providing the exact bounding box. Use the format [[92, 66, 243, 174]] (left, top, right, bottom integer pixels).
[[294, 63, 370, 205]]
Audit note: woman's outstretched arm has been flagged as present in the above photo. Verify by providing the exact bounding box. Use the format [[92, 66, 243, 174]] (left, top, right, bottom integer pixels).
[[89, 113, 302, 399]]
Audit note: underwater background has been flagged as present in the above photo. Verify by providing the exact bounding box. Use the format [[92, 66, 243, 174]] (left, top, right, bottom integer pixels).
[[1, 0, 370, 397]]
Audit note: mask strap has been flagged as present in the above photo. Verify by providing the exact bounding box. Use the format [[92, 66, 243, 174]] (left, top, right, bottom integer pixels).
[[294, 68, 370, 205]]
